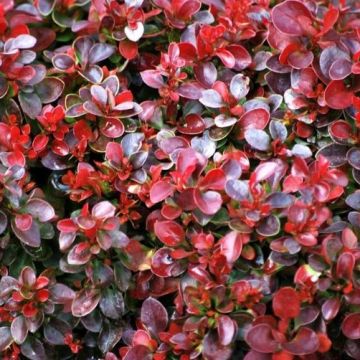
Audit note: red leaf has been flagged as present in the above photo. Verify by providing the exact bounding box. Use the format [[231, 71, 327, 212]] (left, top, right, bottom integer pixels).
[[215, 48, 235, 68], [200, 168, 226, 191], [219, 231, 245, 263], [150, 180, 174, 204], [324, 80, 353, 109], [154, 220, 185, 246], [119, 40, 138, 60], [273, 287, 300, 319]]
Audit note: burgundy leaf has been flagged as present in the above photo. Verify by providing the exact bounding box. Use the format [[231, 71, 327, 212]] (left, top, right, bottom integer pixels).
[[71, 288, 101, 317], [342, 313, 360, 339], [272, 1, 313, 36], [322, 298, 341, 321], [245, 324, 279, 353]]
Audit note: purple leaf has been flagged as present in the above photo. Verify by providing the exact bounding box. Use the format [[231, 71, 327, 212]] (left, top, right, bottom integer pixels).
[[217, 315, 236, 346], [0, 327, 13, 351], [291, 144, 312, 158], [141, 70, 164, 89], [26, 199, 55, 222], [19, 92, 42, 119], [11, 220, 41, 247], [194, 62, 217, 88], [256, 215, 280, 237], [52, 54, 74, 70], [44, 318, 71, 345], [316, 143, 348, 167], [20, 337, 46, 360], [269, 120, 287, 142], [89, 43, 115, 64], [177, 81, 204, 99], [245, 129, 270, 151], [199, 89, 224, 108], [322, 298, 341, 321], [230, 74, 250, 99], [202, 331, 233, 360], [141, 297, 168, 336], [67, 243, 92, 265], [225, 179, 248, 201], [282, 327, 319, 355], [11, 316, 28, 344], [194, 189, 222, 215], [80, 65, 103, 83], [35, 78, 65, 104], [123, 345, 152, 360], [90, 85, 108, 106], [50, 284, 75, 304], [346, 191, 360, 211], [245, 324, 279, 353], [348, 148, 360, 170]]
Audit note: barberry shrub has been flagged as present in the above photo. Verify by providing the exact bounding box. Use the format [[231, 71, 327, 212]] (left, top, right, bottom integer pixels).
[[0, 0, 360, 359]]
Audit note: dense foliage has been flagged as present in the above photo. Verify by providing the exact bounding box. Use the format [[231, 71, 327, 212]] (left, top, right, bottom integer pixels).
[[0, 0, 360, 359]]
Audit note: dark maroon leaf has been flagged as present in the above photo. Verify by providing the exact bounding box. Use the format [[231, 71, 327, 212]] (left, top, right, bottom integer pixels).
[[342, 313, 360, 339]]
